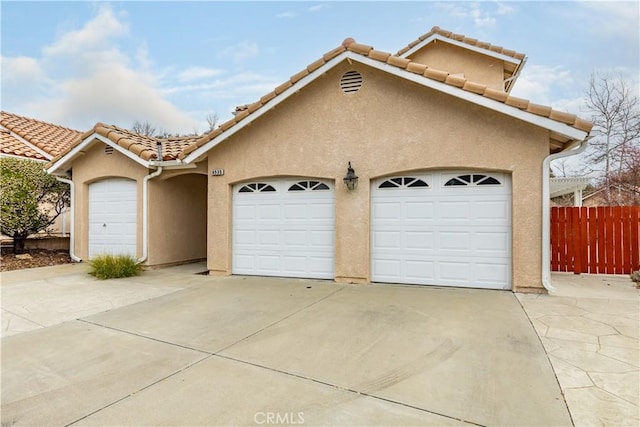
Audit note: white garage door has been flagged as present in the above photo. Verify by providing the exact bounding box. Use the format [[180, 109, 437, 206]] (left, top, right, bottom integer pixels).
[[371, 172, 511, 289], [233, 179, 335, 279], [88, 178, 137, 259]]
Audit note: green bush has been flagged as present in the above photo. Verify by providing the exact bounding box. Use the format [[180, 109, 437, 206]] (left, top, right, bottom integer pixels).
[[89, 254, 142, 280]]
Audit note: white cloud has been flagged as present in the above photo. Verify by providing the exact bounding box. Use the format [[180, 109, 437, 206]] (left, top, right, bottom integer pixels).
[[42, 5, 128, 57], [510, 64, 574, 106], [2, 5, 199, 134], [580, 1, 638, 40], [178, 67, 225, 82], [1, 56, 45, 83], [435, 1, 512, 27], [218, 41, 259, 62], [276, 11, 297, 19], [163, 72, 280, 97], [496, 2, 514, 16], [28, 64, 197, 133], [308, 4, 329, 13]]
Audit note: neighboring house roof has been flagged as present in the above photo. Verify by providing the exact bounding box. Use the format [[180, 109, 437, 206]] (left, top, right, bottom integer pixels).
[[0, 111, 82, 160], [47, 123, 201, 171], [46, 26, 593, 171], [0, 128, 48, 161], [396, 26, 527, 93], [550, 177, 591, 198]]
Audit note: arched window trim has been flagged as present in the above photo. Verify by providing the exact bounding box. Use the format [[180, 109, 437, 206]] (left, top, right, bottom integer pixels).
[[238, 182, 277, 193], [288, 180, 331, 192], [444, 174, 502, 187], [378, 177, 429, 189]]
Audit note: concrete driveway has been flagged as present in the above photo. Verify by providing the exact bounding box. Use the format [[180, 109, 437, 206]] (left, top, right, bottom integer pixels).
[[0, 264, 620, 426]]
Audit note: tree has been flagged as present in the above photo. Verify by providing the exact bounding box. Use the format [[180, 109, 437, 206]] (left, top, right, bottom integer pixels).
[[591, 145, 640, 205], [131, 120, 157, 136], [205, 113, 219, 132], [582, 72, 640, 203], [0, 158, 70, 253]]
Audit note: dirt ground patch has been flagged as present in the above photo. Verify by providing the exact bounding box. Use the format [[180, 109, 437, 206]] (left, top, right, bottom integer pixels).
[[0, 249, 72, 272]]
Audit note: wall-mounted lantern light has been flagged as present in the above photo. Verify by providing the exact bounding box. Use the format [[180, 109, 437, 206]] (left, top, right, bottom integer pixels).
[[343, 161, 358, 191]]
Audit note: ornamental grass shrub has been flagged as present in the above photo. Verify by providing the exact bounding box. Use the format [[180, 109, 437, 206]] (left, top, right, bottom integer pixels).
[[89, 254, 142, 280]]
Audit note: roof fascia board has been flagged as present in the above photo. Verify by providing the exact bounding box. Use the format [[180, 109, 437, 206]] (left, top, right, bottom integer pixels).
[[0, 124, 53, 160], [48, 133, 150, 174], [400, 34, 521, 65], [182, 53, 348, 163], [0, 153, 48, 162], [183, 50, 585, 163], [352, 54, 587, 141]]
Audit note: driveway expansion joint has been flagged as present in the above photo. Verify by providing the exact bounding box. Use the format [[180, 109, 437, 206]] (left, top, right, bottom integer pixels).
[[215, 286, 346, 354], [215, 354, 484, 427], [66, 353, 214, 427], [77, 318, 214, 355]]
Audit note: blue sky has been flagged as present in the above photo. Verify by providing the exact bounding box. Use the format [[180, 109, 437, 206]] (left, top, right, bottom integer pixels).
[[2, 1, 638, 136]]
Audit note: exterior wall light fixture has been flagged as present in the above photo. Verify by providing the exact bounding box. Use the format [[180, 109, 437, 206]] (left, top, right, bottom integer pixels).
[[343, 161, 358, 190]]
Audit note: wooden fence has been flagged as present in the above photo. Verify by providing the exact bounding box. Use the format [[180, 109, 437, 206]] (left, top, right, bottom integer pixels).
[[551, 206, 640, 274]]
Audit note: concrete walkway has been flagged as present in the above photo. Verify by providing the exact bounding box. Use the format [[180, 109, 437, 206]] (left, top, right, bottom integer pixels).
[[1, 264, 637, 426], [517, 273, 639, 427]]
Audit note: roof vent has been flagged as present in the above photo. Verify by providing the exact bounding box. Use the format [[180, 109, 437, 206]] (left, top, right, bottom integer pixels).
[[340, 70, 363, 94], [104, 146, 114, 155]]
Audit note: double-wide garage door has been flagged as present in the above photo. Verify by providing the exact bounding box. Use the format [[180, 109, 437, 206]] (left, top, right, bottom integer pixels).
[[232, 179, 335, 279], [371, 172, 512, 289]]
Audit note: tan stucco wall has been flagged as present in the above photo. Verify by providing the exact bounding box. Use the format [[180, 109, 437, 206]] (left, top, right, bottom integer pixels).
[[407, 42, 506, 91], [148, 172, 207, 266], [71, 143, 148, 261], [71, 144, 208, 266], [206, 60, 549, 291]]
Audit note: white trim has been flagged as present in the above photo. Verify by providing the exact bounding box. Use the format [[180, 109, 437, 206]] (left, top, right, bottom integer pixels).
[[137, 167, 164, 264], [54, 176, 81, 262], [399, 34, 522, 65], [48, 133, 150, 174], [183, 51, 586, 163], [541, 137, 591, 292], [0, 124, 53, 160]]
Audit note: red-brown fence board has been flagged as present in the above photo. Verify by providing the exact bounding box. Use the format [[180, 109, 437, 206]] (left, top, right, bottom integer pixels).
[[632, 208, 640, 271], [597, 206, 607, 273], [580, 207, 589, 273], [588, 211, 597, 273], [550, 206, 640, 275]]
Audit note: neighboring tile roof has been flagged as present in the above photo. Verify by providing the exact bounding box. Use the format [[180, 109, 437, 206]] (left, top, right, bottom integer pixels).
[[396, 26, 526, 61], [0, 128, 47, 160], [178, 36, 592, 160], [0, 111, 82, 159], [47, 123, 201, 167]]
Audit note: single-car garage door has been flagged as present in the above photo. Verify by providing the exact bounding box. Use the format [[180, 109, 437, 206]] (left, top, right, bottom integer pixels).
[[371, 172, 511, 289], [88, 178, 137, 259], [233, 179, 334, 279]]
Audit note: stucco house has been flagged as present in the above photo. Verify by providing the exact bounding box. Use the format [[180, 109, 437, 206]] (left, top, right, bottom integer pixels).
[[1, 111, 82, 239], [46, 27, 593, 293]]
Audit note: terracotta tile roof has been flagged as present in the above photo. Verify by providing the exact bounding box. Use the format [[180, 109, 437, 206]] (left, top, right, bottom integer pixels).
[[179, 35, 592, 160], [47, 123, 201, 168], [396, 26, 526, 61], [0, 128, 47, 160], [0, 111, 82, 159]]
